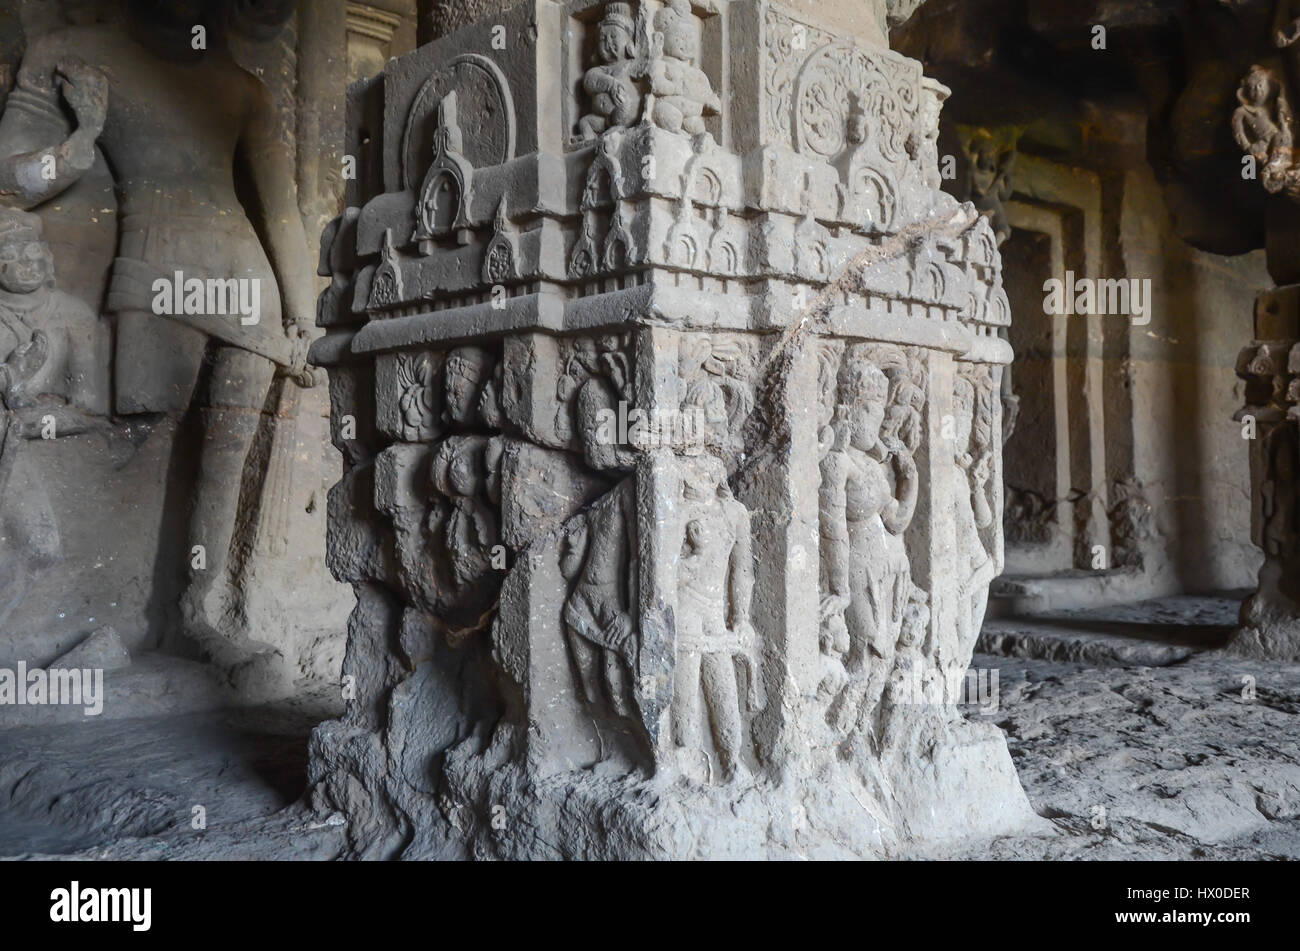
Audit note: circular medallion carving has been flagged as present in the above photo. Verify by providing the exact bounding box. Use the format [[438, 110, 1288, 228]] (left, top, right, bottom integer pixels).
[[402, 54, 516, 189]]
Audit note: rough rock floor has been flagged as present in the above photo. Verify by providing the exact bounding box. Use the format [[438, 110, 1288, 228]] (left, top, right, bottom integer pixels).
[[3, 595, 1298, 860], [0, 688, 347, 860]]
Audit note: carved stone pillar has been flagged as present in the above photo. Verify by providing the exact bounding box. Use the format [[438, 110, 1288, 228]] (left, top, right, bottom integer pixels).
[[309, 0, 1041, 859], [346, 1, 418, 81], [1233, 288, 1300, 658], [1232, 56, 1300, 660]]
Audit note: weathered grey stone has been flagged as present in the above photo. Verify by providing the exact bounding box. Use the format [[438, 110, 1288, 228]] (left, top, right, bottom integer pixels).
[[53, 625, 129, 670], [0, 2, 350, 700], [308, 0, 1042, 859]]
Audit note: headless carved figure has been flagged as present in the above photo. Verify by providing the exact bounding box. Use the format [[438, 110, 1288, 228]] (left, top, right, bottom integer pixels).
[[649, 0, 720, 137], [562, 483, 638, 719], [0, 9, 318, 687]]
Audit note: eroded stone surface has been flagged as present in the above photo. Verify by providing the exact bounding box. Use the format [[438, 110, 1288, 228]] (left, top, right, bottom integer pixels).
[[308, 0, 1037, 860], [5, 597, 1298, 861], [0, 2, 350, 699]]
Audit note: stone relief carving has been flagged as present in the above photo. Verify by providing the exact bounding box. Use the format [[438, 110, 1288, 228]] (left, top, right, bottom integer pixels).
[[0, 209, 106, 416], [794, 41, 919, 169], [1257, 423, 1298, 557], [912, 77, 947, 191], [319, 206, 360, 327], [370, 228, 406, 308], [414, 92, 475, 250], [953, 365, 997, 661], [575, 0, 719, 142], [0, 208, 106, 628], [561, 479, 640, 720], [1004, 485, 1055, 545], [396, 350, 441, 442], [648, 0, 720, 137], [763, 4, 834, 148], [817, 344, 923, 736], [954, 126, 1019, 441], [482, 198, 521, 284], [958, 127, 1017, 246], [0, 5, 327, 690], [555, 333, 637, 470], [579, 2, 644, 141], [432, 434, 504, 608], [0, 58, 106, 212], [401, 52, 516, 190], [569, 211, 602, 280], [445, 344, 504, 429], [1233, 64, 1300, 198], [382, 344, 507, 638], [1108, 478, 1156, 569], [670, 454, 760, 782], [678, 333, 756, 458], [310, 0, 1035, 859]]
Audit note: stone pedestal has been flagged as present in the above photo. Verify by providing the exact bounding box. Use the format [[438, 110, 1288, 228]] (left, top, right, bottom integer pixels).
[[309, 0, 1042, 859]]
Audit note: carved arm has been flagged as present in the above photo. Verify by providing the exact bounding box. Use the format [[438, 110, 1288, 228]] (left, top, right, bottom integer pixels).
[[0, 54, 106, 210], [240, 77, 318, 349]]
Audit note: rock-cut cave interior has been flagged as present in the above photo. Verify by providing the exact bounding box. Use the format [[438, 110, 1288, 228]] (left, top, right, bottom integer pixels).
[[0, 0, 1298, 871]]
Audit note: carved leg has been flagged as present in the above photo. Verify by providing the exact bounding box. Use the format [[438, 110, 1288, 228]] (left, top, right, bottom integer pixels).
[[579, 115, 608, 140], [603, 648, 635, 719], [861, 570, 908, 724], [181, 346, 279, 680], [701, 651, 743, 778], [566, 628, 602, 706], [653, 100, 685, 135], [672, 648, 703, 751], [0, 428, 60, 627]]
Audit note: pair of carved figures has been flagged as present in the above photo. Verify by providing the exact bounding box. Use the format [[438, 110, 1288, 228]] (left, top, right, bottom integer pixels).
[[814, 346, 997, 734], [544, 330, 760, 779], [579, 0, 721, 141]]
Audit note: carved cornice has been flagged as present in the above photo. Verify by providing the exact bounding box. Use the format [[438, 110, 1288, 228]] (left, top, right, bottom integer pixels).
[[346, 2, 405, 44]]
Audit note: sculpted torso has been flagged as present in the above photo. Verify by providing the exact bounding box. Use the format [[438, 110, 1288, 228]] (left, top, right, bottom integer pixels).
[[25, 26, 258, 220]]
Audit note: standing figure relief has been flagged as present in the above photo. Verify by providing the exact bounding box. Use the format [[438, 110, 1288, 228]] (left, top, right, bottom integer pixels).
[[0, 2, 319, 691], [670, 454, 761, 782], [818, 345, 922, 737], [952, 368, 997, 666], [561, 480, 640, 721]]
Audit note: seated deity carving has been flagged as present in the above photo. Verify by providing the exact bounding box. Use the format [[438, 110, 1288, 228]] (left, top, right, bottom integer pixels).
[[1234, 64, 1299, 197], [648, 0, 720, 137], [579, 2, 644, 140], [0, 208, 108, 634]]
